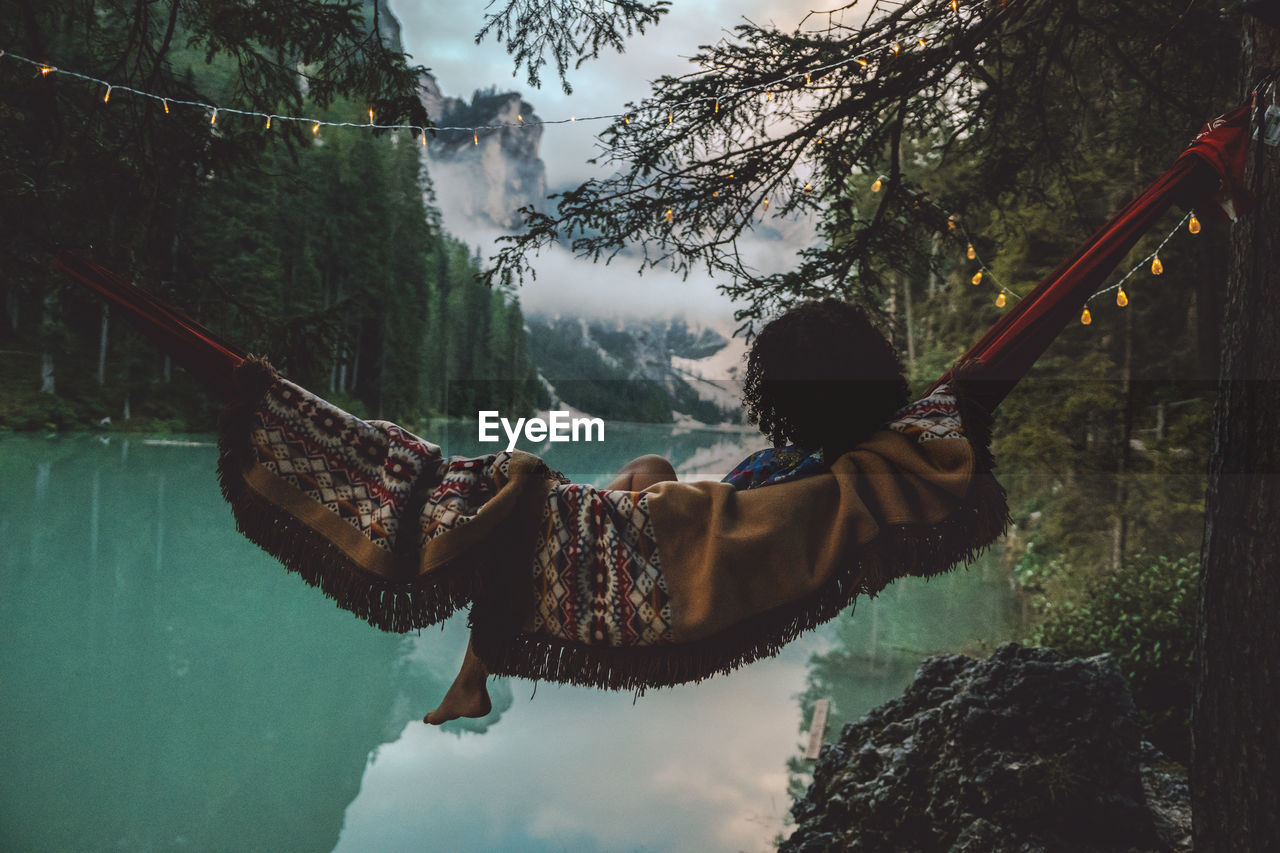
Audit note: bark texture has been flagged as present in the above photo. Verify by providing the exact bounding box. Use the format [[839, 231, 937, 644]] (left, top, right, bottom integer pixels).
[[1192, 17, 1280, 850]]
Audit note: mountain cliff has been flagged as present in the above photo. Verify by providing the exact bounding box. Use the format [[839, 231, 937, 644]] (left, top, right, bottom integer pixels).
[[524, 314, 744, 424], [418, 79, 548, 230]]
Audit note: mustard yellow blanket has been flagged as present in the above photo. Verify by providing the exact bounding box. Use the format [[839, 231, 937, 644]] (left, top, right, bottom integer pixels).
[[220, 358, 1007, 689]]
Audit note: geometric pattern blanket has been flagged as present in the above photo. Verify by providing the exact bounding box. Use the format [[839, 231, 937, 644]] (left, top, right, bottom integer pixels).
[[219, 358, 1008, 689]]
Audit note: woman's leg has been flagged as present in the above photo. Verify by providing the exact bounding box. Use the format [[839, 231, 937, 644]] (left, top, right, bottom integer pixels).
[[606, 454, 677, 491], [424, 639, 492, 725]]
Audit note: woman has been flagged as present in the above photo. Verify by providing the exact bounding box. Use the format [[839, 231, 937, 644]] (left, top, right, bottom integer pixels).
[[425, 299, 913, 724]]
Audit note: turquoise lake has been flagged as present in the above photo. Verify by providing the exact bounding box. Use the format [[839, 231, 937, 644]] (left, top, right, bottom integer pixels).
[[0, 426, 1017, 852]]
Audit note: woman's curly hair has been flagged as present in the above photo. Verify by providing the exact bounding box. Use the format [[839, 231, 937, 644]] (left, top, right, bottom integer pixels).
[[742, 298, 910, 461]]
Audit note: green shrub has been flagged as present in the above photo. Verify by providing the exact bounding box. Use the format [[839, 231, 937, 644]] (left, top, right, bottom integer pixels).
[[1026, 552, 1197, 761]]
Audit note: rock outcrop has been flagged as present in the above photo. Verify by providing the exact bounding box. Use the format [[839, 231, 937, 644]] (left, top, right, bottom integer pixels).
[[784, 644, 1191, 853]]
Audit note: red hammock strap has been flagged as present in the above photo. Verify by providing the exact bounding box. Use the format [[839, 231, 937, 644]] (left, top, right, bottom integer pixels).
[[931, 102, 1254, 415], [54, 252, 246, 399]]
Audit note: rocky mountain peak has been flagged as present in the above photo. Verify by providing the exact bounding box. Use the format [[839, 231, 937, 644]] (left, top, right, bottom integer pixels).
[[418, 80, 548, 230]]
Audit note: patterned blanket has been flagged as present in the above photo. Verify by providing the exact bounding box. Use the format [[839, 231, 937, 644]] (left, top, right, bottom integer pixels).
[[219, 359, 1007, 689]]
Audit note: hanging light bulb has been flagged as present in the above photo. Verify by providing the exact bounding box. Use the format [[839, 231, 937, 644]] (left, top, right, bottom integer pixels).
[[368, 107, 375, 124], [668, 110, 673, 123], [473, 131, 478, 145], [918, 38, 927, 49], [266, 114, 272, 129], [947, 215, 957, 231], [665, 208, 673, 223], [714, 99, 720, 114], [766, 90, 773, 101], [40, 66, 53, 76], [1116, 288, 1129, 307], [313, 121, 321, 135], [871, 177, 883, 193], [210, 108, 218, 126], [805, 73, 811, 85], [518, 114, 524, 124], [971, 269, 983, 286], [712, 190, 719, 198], [1151, 255, 1164, 275], [891, 43, 902, 55], [421, 130, 427, 148], [103, 85, 112, 103], [951, 0, 959, 11], [624, 115, 631, 125], [804, 182, 813, 192], [995, 292, 1006, 308], [966, 243, 976, 260], [1188, 214, 1201, 234], [857, 58, 869, 71], [763, 198, 770, 211], [1081, 307, 1092, 325]]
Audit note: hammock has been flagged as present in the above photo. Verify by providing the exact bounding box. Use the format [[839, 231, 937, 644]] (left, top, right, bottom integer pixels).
[[55, 102, 1251, 690]]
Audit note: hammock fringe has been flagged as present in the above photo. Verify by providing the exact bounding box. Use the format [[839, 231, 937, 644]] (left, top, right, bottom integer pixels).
[[216, 356, 483, 632], [483, 462, 1011, 691]]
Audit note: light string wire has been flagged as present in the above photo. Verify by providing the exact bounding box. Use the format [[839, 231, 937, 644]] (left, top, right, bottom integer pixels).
[[0, 40, 934, 134], [1, 38, 1204, 322], [878, 175, 1200, 319]]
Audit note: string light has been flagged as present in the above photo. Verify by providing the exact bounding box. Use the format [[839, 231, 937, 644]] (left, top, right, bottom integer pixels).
[[951, 0, 959, 12], [1081, 307, 1092, 325], [0, 45, 939, 139], [0, 47, 1209, 333], [473, 131, 478, 145]]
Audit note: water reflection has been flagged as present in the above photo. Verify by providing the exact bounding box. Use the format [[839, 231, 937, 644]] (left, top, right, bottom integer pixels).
[[0, 430, 1015, 852], [786, 551, 1017, 801], [0, 435, 461, 852]]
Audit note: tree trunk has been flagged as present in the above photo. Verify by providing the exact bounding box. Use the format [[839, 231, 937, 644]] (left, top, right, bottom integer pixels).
[[1112, 302, 1133, 572], [1191, 17, 1280, 851], [97, 304, 109, 387]]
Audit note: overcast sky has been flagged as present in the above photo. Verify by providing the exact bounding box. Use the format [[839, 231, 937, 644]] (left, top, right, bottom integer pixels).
[[387, 0, 834, 326]]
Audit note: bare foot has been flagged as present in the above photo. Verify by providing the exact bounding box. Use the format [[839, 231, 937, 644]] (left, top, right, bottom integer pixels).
[[424, 640, 492, 725], [423, 679, 492, 725]]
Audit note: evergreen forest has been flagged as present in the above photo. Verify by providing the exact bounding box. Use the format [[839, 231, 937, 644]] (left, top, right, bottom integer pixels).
[[0, 3, 543, 434]]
